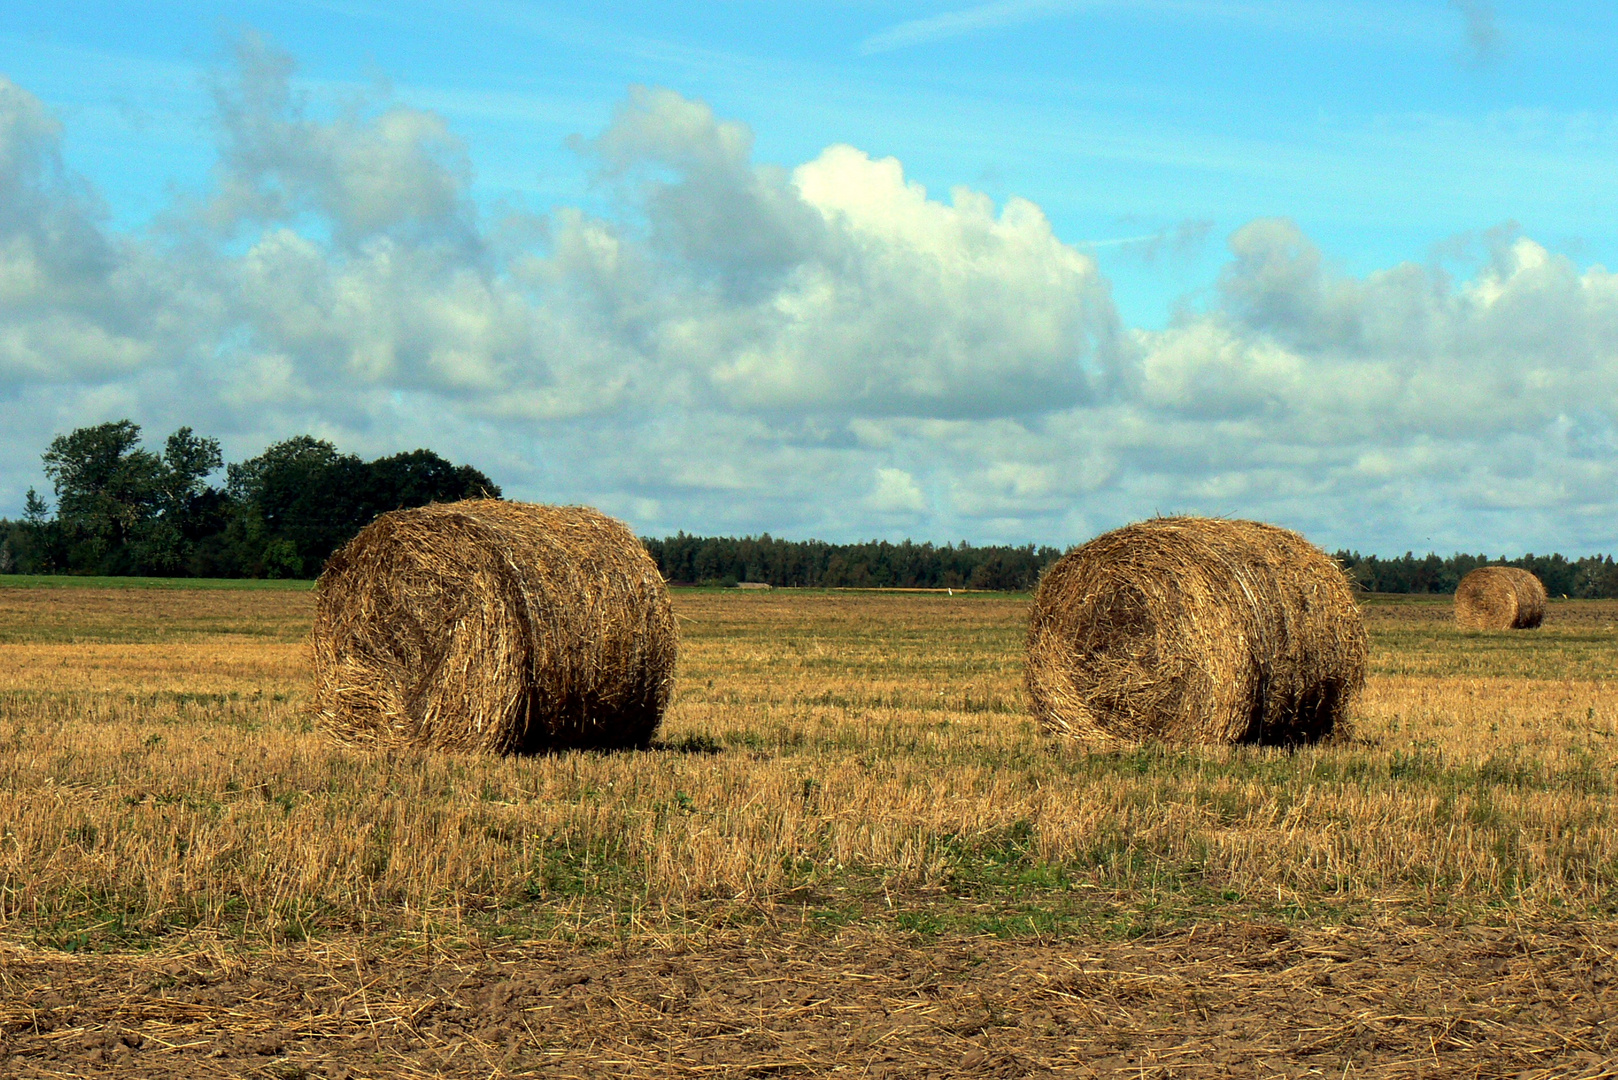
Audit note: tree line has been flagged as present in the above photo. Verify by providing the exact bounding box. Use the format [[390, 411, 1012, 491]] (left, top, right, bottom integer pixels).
[[643, 534, 1064, 591], [3, 421, 1615, 595], [0, 421, 499, 578], [1333, 550, 1618, 599], [646, 539, 1618, 596]]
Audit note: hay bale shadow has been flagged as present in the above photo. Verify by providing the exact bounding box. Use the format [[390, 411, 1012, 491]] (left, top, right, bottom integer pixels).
[[649, 733, 726, 755]]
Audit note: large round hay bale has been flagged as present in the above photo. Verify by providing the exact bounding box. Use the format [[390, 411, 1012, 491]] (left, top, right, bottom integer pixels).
[[310, 500, 677, 753], [1025, 517, 1367, 747], [1454, 566, 1546, 630]]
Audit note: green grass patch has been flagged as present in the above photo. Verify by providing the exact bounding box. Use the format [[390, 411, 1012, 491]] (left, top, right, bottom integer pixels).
[[0, 574, 314, 591]]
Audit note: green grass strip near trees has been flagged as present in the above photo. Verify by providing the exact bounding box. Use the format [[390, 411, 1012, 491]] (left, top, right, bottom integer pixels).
[[0, 574, 314, 591]]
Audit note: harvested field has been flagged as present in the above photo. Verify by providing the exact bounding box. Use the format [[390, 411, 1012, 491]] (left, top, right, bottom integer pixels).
[[1, 582, 1617, 1077], [4, 921, 1616, 1078]]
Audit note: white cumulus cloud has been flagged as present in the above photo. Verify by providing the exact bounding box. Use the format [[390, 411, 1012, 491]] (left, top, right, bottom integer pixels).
[[865, 467, 929, 515], [0, 76, 162, 386], [572, 86, 1123, 419], [1, 42, 1616, 556]]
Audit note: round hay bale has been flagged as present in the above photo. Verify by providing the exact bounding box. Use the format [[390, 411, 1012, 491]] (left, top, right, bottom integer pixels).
[[1025, 517, 1367, 747], [1454, 566, 1546, 630], [310, 500, 677, 753]]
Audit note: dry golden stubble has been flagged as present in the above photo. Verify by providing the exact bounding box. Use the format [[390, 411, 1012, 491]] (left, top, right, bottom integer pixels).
[[5, 671, 1617, 941], [0, 584, 310, 645], [1026, 517, 1368, 747], [4, 587, 1618, 947], [309, 500, 677, 754], [1454, 566, 1549, 630], [0, 643, 304, 696]]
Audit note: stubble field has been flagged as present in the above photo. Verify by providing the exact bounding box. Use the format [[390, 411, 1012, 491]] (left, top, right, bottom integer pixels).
[[0, 581, 1615, 1078]]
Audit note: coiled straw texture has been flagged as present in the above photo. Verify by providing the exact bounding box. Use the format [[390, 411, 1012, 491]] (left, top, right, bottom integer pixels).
[[310, 500, 677, 753], [1026, 517, 1367, 747], [1454, 566, 1547, 630]]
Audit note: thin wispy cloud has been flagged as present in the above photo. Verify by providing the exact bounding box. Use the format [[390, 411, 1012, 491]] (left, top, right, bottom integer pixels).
[[1076, 219, 1212, 263], [859, 0, 1070, 54], [1076, 232, 1167, 249], [858, 0, 1444, 55], [1074, 230, 1201, 267], [1452, 0, 1501, 67]]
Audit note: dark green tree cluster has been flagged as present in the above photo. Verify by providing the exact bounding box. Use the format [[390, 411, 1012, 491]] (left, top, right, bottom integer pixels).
[[1, 421, 499, 578], [1333, 550, 1618, 598], [643, 533, 1064, 591]]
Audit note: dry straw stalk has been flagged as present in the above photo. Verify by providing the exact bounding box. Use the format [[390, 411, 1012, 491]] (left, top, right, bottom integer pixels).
[[1454, 566, 1547, 630], [310, 499, 677, 753], [1025, 517, 1367, 747]]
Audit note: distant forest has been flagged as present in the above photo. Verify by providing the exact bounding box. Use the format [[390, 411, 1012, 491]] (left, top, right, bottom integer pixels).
[[3, 420, 1616, 595], [646, 537, 1618, 597], [644, 534, 1062, 591], [1332, 550, 1618, 599]]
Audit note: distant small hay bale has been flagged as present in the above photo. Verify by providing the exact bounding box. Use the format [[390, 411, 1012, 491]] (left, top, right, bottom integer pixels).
[[1454, 567, 1547, 630], [310, 500, 677, 753], [1025, 517, 1368, 747]]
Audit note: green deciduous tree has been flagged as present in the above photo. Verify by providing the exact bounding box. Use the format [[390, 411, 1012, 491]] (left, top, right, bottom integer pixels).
[[42, 420, 166, 573], [367, 449, 500, 512], [226, 436, 371, 576], [38, 421, 232, 574], [22, 421, 504, 578], [225, 439, 501, 576]]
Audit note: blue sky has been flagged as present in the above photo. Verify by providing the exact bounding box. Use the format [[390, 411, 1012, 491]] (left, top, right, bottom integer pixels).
[[1, 2, 1616, 553]]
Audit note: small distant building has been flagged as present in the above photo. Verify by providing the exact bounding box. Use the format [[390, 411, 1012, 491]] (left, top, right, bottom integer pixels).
[[736, 582, 773, 590]]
